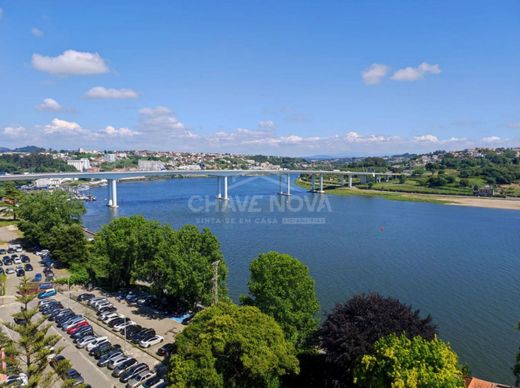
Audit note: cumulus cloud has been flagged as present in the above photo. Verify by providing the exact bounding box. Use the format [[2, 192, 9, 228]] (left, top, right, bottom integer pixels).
[[44, 118, 84, 135], [32, 50, 109, 75], [481, 136, 501, 143], [102, 126, 139, 137], [3, 126, 27, 138], [85, 86, 138, 99], [391, 62, 441, 81], [138, 106, 197, 139], [413, 134, 439, 143], [362, 64, 389, 85], [37, 98, 63, 112], [258, 120, 276, 129], [31, 27, 43, 37]]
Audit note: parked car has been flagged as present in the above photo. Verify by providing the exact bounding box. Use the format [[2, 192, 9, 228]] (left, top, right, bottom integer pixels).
[[141, 375, 164, 388], [114, 320, 135, 333], [107, 317, 125, 328], [126, 371, 156, 388], [37, 289, 56, 299], [120, 363, 149, 383], [67, 321, 89, 335], [76, 335, 99, 349], [13, 257, 22, 265], [111, 357, 137, 376], [77, 293, 95, 302], [71, 326, 94, 341], [33, 273, 42, 282], [157, 343, 175, 357], [140, 335, 164, 348], [97, 349, 124, 367], [24, 264, 33, 272], [5, 268, 15, 274], [86, 337, 108, 352], [5, 373, 28, 386], [64, 368, 84, 384], [15, 268, 25, 277], [20, 255, 30, 263], [0, 249, 5, 255], [39, 282, 54, 290], [89, 341, 113, 358], [0, 268, 4, 275]]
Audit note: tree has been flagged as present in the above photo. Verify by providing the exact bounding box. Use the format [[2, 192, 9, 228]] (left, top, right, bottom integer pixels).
[[353, 334, 464, 388], [47, 224, 89, 266], [17, 190, 85, 247], [514, 322, 520, 387], [241, 251, 319, 349], [319, 293, 436, 385], [93, 216, 163, 288], [139, 224, 227, 309], [1, 182, 21, 220], [168, 302, 299, 388], [3, 277, 70, 387]]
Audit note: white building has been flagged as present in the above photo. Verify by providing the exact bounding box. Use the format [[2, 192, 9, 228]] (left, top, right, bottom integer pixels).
[[104, 153, 117, 163], [178, 164, 202, 170], [67, 158, 91, 172], [34, 178, 71, 188], [138, 160, 165, 171]]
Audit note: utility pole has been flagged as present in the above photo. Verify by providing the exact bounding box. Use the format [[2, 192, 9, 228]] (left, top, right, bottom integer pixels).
[[211, 261, 220, 305]]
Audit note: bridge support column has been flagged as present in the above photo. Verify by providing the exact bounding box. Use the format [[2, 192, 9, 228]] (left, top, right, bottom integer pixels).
[[217, 176, 228, 200], [107, 179, 118, 208], [318, 175, 324, 193], [341, 176, 346, 186], [311, 174, 316, 192], [278, 174, 291, 196], [348, 175, 353, 188], [286, 174, 291, 196]]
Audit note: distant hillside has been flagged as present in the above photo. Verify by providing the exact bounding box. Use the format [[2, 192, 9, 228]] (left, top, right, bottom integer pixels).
[[0, 145, 46, 153]]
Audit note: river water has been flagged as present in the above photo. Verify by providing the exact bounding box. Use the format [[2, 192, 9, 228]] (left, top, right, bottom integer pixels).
[[82, 176, 520, 382]]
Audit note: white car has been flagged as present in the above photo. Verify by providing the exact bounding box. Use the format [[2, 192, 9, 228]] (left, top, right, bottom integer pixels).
[[99, 311, 118, 321], [37, 249, 49, 257], [86, 337, 108, 352], [139, 335, 164, 348], [104, 315, 123, 325], [76, 335, 98, 349], [13, 257, 22, 264], [127, 371, 156, 388], [6, 373, 28, 386], [108, 355, 131, 370], [113, 320, 135, 332]]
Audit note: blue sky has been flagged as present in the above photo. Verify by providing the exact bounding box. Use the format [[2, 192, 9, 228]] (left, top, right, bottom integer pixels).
[[0, 0, 519, 156]]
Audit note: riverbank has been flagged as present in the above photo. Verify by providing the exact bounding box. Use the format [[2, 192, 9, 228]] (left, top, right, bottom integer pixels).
[[296, 179, 520, 210]]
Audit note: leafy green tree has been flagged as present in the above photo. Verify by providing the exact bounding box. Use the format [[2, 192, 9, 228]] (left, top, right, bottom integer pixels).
[[4, 277, 70, 387], [17, 190, 85, 247], [47, 223, 89, 266], [0, 182, 21, 220], [168, 302, 299, 388], [139, 224, 227, 308], [319, 293, 436, 385], [514, 322, 520, 386], [93, 216, 163, 288], [241, 251, 319, 349], [353, 334, 464, 388]]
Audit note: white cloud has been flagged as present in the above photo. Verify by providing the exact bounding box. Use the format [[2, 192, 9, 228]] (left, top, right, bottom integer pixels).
[[391, 62, 441, 81], [139, 106, 197, 139], [413, 134, 439, 143], [85, 86, 138, 99], [481, 136, 501, 143], [362, 64, 389, 85], [258, 120, 276, 129], [102, 126, 139, 137], [37, 98, 63, 112], [3, 126, 27, 138], [44, 118, 83, 135], [31, 27, 43, 37], [32, 50, 109, 75]]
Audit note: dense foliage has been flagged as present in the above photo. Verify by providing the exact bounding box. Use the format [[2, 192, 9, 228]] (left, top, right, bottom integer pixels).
[[17, 190, 86, 248], [168, 302, 299, 387], [242, 251, 319, 349], [353, 334, 464, 387], [47, 223, 89, 266], [0, 153, 75, 174], [319, 293, 436, 385], [93, 216, 227, 308], [4, 277, 71, 387]]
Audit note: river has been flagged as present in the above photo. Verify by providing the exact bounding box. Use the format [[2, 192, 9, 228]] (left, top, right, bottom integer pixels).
[[82, 175, 520, 382]]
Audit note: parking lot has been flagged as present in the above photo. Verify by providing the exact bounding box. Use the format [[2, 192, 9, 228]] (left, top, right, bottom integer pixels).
[[0, 236, 173, 387]]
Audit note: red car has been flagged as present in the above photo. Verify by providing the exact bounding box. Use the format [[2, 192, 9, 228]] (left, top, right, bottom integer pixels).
[[66, 321, 89, 335]]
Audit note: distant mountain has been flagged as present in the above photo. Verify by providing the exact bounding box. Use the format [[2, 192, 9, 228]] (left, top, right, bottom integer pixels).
[[0, 147, 10, 152], [14, 146, 46, 153]]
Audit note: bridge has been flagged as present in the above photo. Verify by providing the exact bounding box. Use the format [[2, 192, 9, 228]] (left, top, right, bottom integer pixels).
[[0, 169, 401, 208]]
